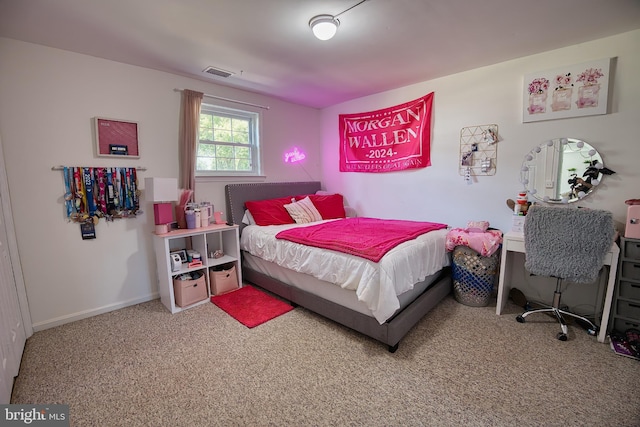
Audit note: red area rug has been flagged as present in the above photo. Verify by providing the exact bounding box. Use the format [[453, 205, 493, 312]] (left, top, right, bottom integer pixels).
[[211, 285, 294, 328]]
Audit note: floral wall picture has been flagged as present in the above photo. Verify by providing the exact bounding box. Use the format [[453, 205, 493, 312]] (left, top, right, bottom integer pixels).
[[523, 58, 611, 123]]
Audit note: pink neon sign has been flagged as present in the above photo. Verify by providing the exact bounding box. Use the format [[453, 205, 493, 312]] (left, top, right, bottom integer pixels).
[[284, 147, 306, 163]]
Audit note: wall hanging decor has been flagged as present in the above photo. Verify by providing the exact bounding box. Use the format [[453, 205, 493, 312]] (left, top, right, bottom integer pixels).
[[53, 166, 144, 225], [459, 124, 498, 184], [338, 93, 433, 173], [523, 58, 611, 123], [94, 117, 140, 158]]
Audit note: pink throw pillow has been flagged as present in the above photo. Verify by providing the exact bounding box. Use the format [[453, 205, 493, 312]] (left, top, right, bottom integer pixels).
[[245, 197, 295, 226]]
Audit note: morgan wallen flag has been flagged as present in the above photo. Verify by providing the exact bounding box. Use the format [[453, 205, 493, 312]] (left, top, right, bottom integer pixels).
[[339, 93, 433, 173]]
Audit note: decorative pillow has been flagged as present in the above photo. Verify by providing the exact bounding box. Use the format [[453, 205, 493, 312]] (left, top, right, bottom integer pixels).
[[245, 197, 295, 226], [284, 196, 323, 224], [296, 193, 346, 219], [466, 220, 490, 233], [241, 209, 256, 225]]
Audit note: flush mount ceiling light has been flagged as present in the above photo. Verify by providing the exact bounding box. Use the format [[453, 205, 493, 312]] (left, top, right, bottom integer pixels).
[[309, 0, 368, 41], [309, 15, 340, 41]]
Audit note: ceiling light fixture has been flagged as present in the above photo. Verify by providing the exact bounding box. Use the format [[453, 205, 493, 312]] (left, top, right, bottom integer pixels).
[[309, 0, 369, 41]]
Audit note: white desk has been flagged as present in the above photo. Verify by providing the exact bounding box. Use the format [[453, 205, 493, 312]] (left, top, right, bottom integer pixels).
[[495, 231, 619, 343]]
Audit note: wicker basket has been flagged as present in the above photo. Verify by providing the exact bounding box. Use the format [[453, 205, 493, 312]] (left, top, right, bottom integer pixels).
[[452, 245, 500, 307]]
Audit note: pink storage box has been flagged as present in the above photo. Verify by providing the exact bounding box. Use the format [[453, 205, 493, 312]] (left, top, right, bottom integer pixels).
[[173, 273, 207, 307], [625, 205, 640, 239], [210, 265, 239, 295]]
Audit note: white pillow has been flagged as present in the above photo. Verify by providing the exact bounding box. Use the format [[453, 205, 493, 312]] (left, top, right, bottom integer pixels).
[[242, 209, 256, 225], [283, 196, 322, 224]]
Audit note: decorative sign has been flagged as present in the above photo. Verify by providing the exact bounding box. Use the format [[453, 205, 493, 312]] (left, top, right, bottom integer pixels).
[[339, 93, 434, 173], [94, 117, 140, 158], [523, 58, 611, 123], [284, 147, 306, 163]]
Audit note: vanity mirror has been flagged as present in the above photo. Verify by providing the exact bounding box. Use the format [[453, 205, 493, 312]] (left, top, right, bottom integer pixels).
[[520, 138, 611, 203]]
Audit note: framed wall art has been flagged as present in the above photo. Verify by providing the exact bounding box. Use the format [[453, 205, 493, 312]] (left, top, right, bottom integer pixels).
[[523, 58, 612, 123], [94, 117, 140, 158]]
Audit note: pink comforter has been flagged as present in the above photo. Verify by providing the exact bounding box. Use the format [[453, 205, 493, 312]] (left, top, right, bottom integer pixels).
[[275, 217, 448, 262]]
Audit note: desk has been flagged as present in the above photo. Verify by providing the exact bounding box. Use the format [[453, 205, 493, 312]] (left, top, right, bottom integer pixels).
[[496, 231, 619, 343]]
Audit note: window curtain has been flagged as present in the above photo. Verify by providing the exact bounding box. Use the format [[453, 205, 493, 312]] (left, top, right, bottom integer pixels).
[[179, 89, 203, 194]]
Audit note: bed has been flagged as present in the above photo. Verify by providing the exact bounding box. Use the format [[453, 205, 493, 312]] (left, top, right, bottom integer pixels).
[[225, 181, 452, 352]]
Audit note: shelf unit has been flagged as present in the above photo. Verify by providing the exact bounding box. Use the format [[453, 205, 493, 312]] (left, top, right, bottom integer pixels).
[[152, 224, 241, 313], [610, 236, 640, 333]]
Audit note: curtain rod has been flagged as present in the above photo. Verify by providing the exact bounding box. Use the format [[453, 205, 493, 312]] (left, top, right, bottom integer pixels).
[[51, 166, 147, 171], [174, 89, 270, 110]]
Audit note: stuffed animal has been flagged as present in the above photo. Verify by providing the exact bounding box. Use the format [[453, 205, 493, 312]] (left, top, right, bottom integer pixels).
[[506, 198, 531, 215]]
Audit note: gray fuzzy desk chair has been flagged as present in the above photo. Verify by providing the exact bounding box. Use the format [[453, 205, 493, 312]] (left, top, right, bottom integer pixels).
[[516, 205, 615, 341]]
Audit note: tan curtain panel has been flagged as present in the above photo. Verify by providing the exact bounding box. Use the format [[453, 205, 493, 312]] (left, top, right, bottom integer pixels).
[[179, 89, 203, 194]]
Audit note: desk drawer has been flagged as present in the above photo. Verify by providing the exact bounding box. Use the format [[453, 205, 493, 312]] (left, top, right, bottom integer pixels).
[[616, 300, 640, 320], [507, 239, 525, 253], [618, 280, 640, 301], [621, 261, 640, 281], [613, 317, 640, 332], [623, 239, 640, 259]]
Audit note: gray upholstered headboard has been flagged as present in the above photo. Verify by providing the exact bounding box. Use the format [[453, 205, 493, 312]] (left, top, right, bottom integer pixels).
[[225, 181, 322, 234]]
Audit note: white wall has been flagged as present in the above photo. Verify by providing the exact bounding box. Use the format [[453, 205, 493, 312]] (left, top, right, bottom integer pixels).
[[320, 30, 640, 234], [0, 38, 321, 330]]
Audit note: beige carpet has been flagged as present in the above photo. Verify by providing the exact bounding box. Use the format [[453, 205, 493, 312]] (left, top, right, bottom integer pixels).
[[11, 293, 640, 426]]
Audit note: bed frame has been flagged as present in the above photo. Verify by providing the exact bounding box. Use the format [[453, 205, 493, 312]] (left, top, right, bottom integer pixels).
[[225, 181, 451, 352]]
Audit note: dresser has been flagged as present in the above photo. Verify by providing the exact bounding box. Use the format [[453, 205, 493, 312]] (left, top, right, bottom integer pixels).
[[610, 237, 640, 333]]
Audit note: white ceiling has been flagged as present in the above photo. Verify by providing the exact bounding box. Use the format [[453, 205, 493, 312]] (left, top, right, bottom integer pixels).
[[1, 0, 639, 109]]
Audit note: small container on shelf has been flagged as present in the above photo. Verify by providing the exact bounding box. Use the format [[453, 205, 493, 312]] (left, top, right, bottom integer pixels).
[[210, 263, 238, 295], [173, 271, 207, 307]]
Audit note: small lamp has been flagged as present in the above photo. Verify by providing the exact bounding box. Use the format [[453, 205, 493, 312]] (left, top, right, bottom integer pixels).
[[145, 177, 178, 234]]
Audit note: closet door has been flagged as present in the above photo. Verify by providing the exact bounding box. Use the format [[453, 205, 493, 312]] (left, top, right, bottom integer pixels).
[[0, 187, 26, 404], [0, 134, 28, 404]]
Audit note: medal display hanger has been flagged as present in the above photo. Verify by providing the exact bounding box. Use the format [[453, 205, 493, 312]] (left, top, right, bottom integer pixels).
[[54, 166, 145, 229]]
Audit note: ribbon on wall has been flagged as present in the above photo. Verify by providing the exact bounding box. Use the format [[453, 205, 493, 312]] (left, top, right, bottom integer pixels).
[[339, 92, 434, 173], [60, 167, 141, 223]]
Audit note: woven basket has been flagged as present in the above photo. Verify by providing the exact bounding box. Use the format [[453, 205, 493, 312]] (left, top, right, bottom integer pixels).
[[452, 245, 500, 307]]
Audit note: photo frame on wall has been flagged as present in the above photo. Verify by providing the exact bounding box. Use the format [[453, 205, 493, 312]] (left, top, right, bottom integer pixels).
[[94, 117, 140, 158], [523, 58, 611, 123]]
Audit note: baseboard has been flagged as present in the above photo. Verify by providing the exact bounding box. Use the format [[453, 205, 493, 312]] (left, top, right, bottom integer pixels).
[[31, 292, 159, 332]]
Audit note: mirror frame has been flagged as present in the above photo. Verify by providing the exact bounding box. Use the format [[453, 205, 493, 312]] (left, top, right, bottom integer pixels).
[[520, 137, 605, 204]]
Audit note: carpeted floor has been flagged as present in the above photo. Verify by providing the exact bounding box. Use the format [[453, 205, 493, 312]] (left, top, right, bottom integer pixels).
[[11, 292, 640, 426]]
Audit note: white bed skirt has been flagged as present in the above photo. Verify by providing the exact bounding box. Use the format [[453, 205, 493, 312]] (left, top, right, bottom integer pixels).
[[242, 252, 442, 320]]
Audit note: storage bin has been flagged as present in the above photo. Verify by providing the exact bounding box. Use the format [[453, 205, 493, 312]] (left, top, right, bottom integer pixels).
[[210, 264, 238, 295], [613, 317, 640, 333], [623, 238, 640, 259], [616, 299, 640, 320], [621, 261, 640, 281], [451, 245, 500, 307], [618, 280, 640, 300], [173, 271, 207, 307]]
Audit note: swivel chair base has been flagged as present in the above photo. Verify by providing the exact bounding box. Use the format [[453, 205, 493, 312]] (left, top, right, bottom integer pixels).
[[515, 278, 599, 341]]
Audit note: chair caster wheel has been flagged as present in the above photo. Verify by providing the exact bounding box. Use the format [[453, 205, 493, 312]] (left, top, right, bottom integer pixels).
[[557, 333, 567, 341], [516, 315, 525, 323]]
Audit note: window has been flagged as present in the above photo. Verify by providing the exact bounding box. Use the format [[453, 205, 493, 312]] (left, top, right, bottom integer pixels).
[[196, 104, 261, 176]]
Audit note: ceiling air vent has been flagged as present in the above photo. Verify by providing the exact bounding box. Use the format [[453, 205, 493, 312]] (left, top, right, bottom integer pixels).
[[203, 66, 234, 78]]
